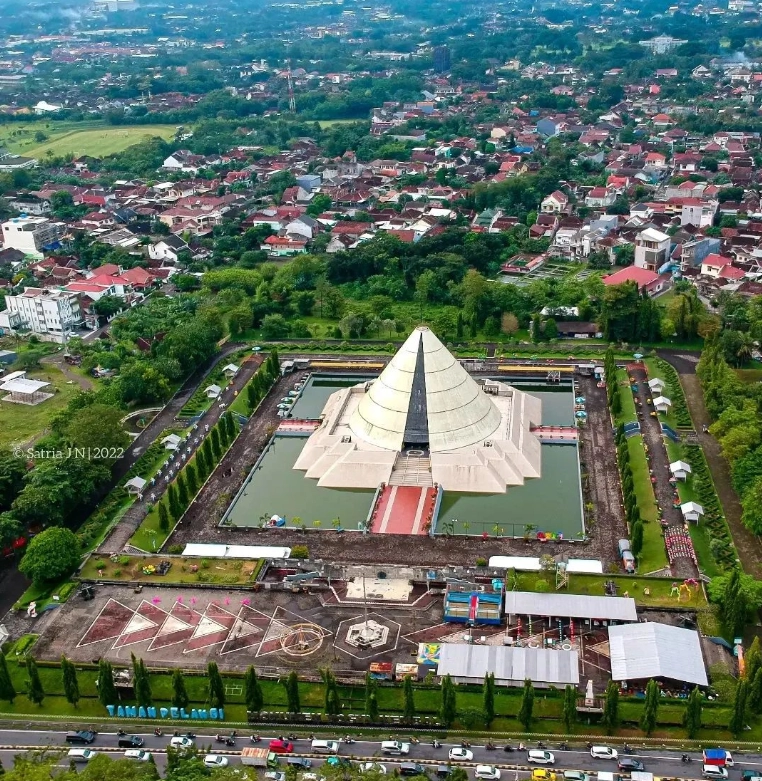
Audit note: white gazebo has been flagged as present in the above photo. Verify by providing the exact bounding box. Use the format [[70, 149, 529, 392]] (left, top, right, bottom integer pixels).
[[669, 460, 692, 481], [205, 384, 222, 399], [648, 377, 666, 394], [125, 476, 147, 496], [0, 371, 53, 406], [162, 433, 182, 451], [653, 395, 672, 413], [680, 501, 704, 523], [222, 363, 240, 378]]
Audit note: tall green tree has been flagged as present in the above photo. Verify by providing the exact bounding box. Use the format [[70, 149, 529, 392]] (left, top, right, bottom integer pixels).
[[683, 686, 703, 738], [439, 674, 457, 727], [285, 671, 300, 713], [562, 684, 578, 732], [185, 463, 199, 496], [640, 678, 659, 735], [98, 659, 117, 707], [211, 427, 222, 460], [0, 656, 14, 703], [196, 447, 209, 480], [244, 666, 263, 713], [482, 672, 495, 726], [368, 691, 380, 722], [750, 667, 762, 714], [132, 655, 152, 708], [746, 637, 762, 683], [61, 655, 79, 707], [729, 678, 749, 737], [167, 482, 182, 520], [402, 675, 416, 723], [25, 657, 44, 706], [602, 680, 619, 734], [201, 438, 214, 470], [207, 661, 225, 709], [518, 678, 534, 731], [323, 669, 340, 718], [171, 669, 189, 710], [176, 472, 189, 509], [158, 500, 170, 534]]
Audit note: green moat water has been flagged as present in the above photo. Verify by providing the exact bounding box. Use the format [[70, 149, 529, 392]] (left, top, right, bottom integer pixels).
[[223, 376, 584, 538]]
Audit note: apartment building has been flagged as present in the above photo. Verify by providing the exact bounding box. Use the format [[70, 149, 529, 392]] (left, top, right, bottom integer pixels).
[[0, 288, 82, 343], [1, 216, 66, 258]]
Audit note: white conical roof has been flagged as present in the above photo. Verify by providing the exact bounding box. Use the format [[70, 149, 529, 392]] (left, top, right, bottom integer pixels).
[[349, 326, 503, 453]]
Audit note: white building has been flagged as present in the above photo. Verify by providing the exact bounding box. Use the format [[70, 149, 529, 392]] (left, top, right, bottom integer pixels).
[[1, 216, 65, 259], [634, 227, 671, 272], [1, 287, 82, 343], [638, 35, 687, 54], [295, 326, 542, 493]]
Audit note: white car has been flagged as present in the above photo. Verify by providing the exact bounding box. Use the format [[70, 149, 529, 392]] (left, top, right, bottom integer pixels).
[[124, 749, 152, 761], [449, 748, 474, 762], [170, 736, 194, 750], [702, 767, 729, 780], [527, 751, 556, 765], [360, 763, 388, 774], [204, 755, 230, 768], [475, 767, 501, 781], [590, 747, 618, 761]]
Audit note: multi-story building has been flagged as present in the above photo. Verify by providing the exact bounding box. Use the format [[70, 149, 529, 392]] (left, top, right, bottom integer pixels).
[[634, 227, 671, 272], [0, 288, 82, 343], [1, 216, 65, 258], [433, 45, 451, 73]]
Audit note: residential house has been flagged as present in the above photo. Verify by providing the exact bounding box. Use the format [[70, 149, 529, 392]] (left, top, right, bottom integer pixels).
[[541, 190, 569, 213], [634, 227, 671, 271]]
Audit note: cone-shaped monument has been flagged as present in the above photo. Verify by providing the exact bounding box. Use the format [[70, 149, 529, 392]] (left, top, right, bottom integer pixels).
[[294, 326, 542, 493]]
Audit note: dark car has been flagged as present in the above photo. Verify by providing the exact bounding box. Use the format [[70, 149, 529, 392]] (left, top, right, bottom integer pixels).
[[618, 758, 645, 772], [436, 767, 453, 779], [287, 758, 312, 770], [118, 736, 144, 749], [66, 731, 97, 745], [400, 764, 426, 777], [741, 773, 762, 781]]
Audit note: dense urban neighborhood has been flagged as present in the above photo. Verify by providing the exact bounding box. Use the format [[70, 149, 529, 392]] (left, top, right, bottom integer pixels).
[[4, 0, 762, 779]]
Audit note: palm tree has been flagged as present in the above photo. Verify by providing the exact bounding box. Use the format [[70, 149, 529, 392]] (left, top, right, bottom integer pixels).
[[737, 334, 754, 366]]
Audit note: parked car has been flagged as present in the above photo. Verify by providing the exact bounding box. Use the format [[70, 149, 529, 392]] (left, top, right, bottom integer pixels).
[[204, 755, 229, 768], [590, 747, 618, 760], [475, 766, 501, 780], [360, 763, 388, 774], [703, 766, 729, 780], [564, 773, 589, 781], [528, 751, 556, 765], [532, 770, 556, 781], [400, 763, 426, 776], [170, 737, 194, 750], [287, 758, 313, 770], [124, 750, 152, 761], [66, 731, 96, 745]]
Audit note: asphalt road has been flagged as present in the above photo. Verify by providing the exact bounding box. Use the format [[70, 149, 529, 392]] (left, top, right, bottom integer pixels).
[[2, 730, 762, 779]]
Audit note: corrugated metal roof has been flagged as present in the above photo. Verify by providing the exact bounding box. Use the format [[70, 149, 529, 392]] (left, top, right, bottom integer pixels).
[[504, 591, 638, 622], [437, 643, 579, 686], [608, 622, 708, 686]]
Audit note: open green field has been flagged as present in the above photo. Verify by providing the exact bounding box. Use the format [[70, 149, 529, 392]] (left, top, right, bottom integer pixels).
[[317, 119, 365, 128], [25, 125, 177, 159], [0, 120, 177, 159], [0, 366, 81, 448]]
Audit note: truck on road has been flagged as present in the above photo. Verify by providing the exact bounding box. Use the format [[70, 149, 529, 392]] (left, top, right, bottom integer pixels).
[[703, 750, 734, 767], [241, 748, 280, 768]]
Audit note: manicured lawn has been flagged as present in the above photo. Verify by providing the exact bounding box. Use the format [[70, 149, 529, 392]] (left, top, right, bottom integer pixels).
[[736, 368, 762, 384], [80, 554, 262, 585], [130, 503, 167, 553], [615, 369, 637, 423], [627, 435, 668, 572], [0, 367, 82, 447], [317, 119, 365, 128], [21, 124, 177, 159]]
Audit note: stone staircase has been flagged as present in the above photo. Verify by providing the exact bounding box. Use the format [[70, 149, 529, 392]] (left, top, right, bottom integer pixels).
[[389, 453, 433, 487]]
